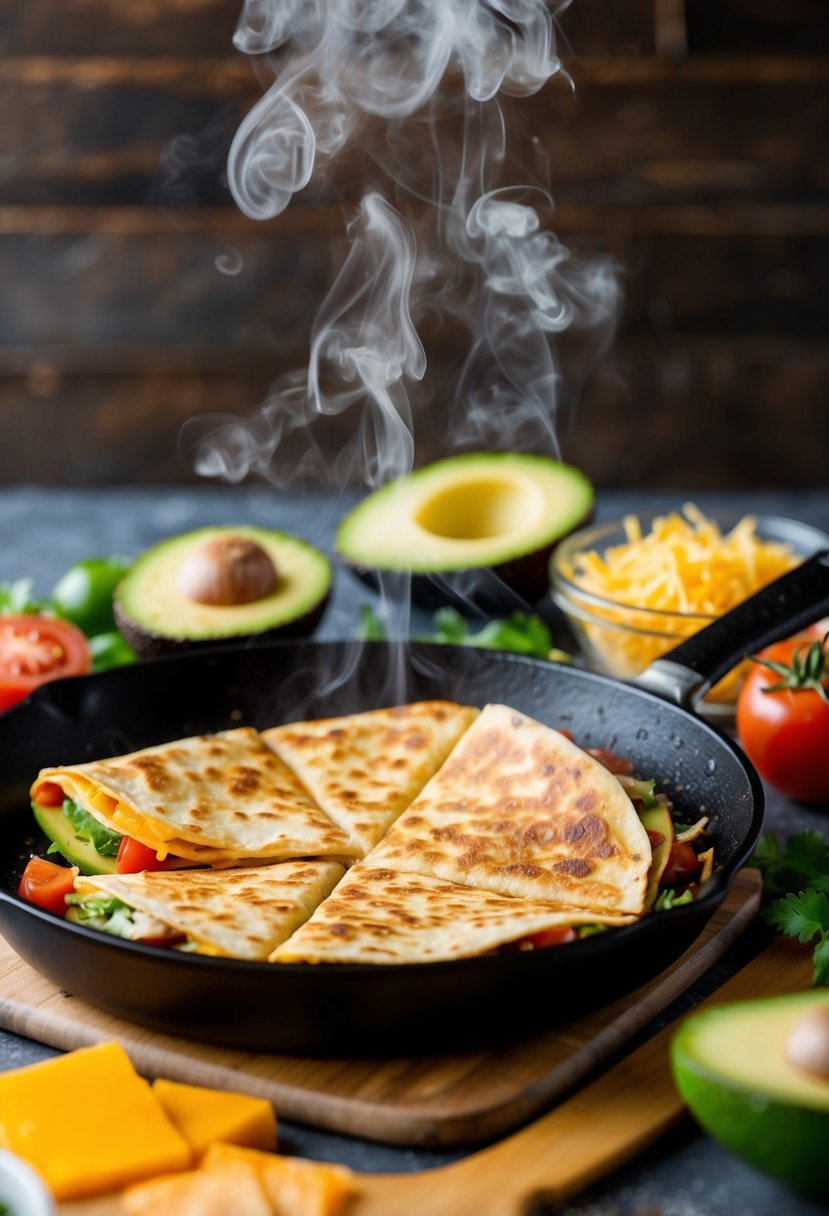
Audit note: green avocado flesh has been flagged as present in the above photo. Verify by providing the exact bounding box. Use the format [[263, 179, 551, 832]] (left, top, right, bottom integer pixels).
[[32, 804, 117, 875], [640, 804, 673, 910], [672, 992, 829, 1196], [335, 454, 593, 575], [115, 526, 332, 646]]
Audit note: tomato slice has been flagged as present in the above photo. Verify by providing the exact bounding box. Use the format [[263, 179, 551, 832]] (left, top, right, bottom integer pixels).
[[116, 836, 175, 875], [0, 615, 91, 712], [646, 829, 665, 849], [33, 781, 65, 808], [586, 748, 635, 776], [661, 841, 700, 887], [518, 926, 579, 950], [18, 857, 78, 916]]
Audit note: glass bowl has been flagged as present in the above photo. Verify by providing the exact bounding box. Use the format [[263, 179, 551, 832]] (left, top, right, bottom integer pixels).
[[549, 511, 829, 719]]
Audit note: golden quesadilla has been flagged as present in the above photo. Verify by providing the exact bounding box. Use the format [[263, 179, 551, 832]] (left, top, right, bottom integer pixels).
[[271, 865, 635, 965], [261, 701, 479, 856], [368, 704, 652, 915], [31, 727, 357, 868], [67, 860, 346, 960]]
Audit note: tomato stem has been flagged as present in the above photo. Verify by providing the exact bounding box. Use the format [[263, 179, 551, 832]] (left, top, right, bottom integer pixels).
[[752, 631, 829, 706]]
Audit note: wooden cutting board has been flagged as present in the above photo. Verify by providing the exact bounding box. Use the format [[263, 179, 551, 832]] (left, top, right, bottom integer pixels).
[[0, 871, 761, 1148], [60, 932, 816, 1216]]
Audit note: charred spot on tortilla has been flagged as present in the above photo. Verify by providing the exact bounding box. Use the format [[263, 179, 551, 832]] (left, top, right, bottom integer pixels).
[[553, 859, 592, 878]]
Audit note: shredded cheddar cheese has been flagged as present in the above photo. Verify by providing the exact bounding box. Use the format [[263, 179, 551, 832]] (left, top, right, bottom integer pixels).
[[562, 504, 800, 704]]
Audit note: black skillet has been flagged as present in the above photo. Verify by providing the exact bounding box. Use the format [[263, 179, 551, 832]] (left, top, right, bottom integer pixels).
[[1, 554, 829, 1055]]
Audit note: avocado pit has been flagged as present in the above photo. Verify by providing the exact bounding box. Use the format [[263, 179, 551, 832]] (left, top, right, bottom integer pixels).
[[178, 535, 277, 607], [785, 1006, 829, 1082], [114, 526, 332, 658]]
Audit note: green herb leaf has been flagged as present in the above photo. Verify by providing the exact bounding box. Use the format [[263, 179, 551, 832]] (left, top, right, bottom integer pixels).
[[750, 831, 829, 896], [429, 607, 470, 645], [61, 798, 122, 857], [422, 609, 562, 661], [765, 889, 829, 943], [654, 887, 695, 912], [812, 936, 829, 988], [357, 604, 387, 642]]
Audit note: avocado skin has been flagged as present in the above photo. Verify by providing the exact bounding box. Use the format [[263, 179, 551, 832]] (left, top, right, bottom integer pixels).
[[672, 1021, 829, 1197], [114, 593, 329, 660], [343, 526, 590, 612]]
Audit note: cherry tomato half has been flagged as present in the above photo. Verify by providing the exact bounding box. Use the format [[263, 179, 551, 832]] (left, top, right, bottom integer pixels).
[[0, 615, 91, 712], [18, 857, 77, 916], [661, 841, 700, 888], [116, 836, 175, 875], [736, 634, 829, 805], [32, 781, 65, 808]]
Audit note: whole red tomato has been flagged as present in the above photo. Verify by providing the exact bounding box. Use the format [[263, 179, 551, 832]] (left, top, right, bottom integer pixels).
[[736, 632, 829, 805]]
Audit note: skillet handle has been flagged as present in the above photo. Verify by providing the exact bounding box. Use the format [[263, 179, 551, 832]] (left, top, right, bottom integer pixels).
[[633, 549, 829, 708]]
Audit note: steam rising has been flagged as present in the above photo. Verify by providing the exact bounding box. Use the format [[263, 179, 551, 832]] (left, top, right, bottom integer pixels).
[[192, 0, 621, 498]]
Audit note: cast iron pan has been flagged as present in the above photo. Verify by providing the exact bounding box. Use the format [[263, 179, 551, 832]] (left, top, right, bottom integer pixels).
[[1, 555, 829, 1054]]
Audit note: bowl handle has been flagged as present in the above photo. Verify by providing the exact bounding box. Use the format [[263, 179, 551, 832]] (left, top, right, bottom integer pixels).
[[632, 550, 829, 708]]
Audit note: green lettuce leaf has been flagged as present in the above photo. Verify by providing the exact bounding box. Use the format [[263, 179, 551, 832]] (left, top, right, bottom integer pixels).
[[62, 798, 122, 857]]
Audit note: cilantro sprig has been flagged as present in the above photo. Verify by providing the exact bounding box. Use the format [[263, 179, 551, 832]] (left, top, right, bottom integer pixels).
[[750, 831, 829, 896], [752, 830, 829, 987], [765, 890, 829, 987]]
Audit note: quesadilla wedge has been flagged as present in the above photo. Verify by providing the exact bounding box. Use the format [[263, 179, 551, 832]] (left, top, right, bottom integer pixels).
[[67, 860, 346, 960], [271, 865, 635, 965], [261, 701, 479, 856], [32, 728, 358, 867], [368, 704, 652, 915]]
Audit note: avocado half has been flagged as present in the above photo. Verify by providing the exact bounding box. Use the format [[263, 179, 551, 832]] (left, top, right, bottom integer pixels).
[[672, 991, 829, 1197], [114, 526, 332, 659], [335, 453, 593, 609]]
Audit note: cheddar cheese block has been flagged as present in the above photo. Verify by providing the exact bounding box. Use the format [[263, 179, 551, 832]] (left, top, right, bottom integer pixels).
[[152, 1078, 277, 1159], [0, 1042, 191, 1201]]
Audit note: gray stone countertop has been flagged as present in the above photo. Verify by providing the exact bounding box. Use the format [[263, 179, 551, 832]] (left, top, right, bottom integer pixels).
[[1, 484, 828, 1214]]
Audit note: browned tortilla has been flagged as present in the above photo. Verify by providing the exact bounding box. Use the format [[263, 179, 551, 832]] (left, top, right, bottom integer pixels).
[[261, 701, 479, 855], [74, 860, 346, 960], [368, 704, 652, 915], [272, 865, 635, 964], [34, 728, 357, 863]]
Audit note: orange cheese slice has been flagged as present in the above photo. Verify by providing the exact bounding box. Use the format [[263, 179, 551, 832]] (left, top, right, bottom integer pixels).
[[0, 1042, 191, 1201], [152, 1079, 277, 1160]]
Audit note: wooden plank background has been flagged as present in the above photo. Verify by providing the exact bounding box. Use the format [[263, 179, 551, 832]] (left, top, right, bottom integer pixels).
[[2, 0, 827, 488]]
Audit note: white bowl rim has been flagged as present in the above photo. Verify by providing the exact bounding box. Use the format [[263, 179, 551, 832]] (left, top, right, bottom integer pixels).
[[0, 1148, 54, 1216]]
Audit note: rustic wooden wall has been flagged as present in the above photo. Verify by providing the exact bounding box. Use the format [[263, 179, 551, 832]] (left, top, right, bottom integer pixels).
[[1, 0, 827, 489]]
